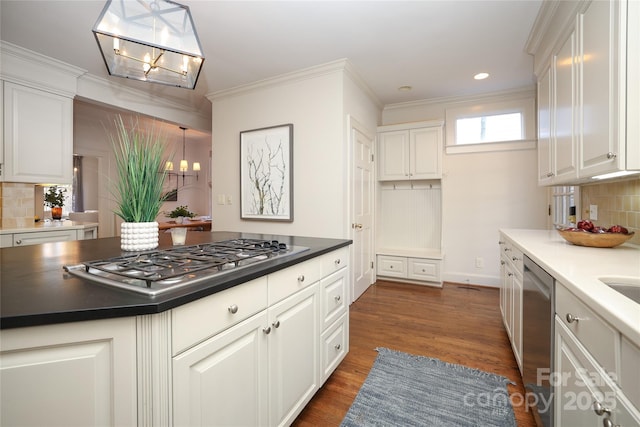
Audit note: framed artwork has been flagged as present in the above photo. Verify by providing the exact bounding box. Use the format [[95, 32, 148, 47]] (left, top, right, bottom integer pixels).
[[240, 124, 293, 221]]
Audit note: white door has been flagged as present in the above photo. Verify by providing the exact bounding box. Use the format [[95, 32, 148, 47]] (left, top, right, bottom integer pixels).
[[351, 119, 375, 302]]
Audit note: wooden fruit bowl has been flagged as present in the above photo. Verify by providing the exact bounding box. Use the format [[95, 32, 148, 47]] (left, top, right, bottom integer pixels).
[[557, 229, 635, 248]]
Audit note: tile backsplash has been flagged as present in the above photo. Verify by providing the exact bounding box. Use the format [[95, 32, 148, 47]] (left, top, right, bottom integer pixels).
[[581, 177, 640, 245], [0, 183, 35, 228]]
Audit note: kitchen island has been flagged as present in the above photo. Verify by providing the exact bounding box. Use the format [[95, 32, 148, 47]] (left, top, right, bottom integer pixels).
[[0, 231, 352, 426]]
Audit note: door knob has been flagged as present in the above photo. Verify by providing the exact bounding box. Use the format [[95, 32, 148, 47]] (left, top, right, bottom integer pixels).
[[352, 223, 363, 230]]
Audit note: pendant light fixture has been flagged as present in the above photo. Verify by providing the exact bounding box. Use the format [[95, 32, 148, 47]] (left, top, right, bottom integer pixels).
[[92, 0, 205, 89], [165, 126, 199, 185]]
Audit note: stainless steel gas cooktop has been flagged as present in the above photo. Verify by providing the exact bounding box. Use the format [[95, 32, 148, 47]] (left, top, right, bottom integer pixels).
[[63, 238, 309, 296]]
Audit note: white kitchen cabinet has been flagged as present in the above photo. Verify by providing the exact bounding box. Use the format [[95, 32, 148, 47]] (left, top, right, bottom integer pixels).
[[498, 236, 523, 373], [173, 311, 269, 426], [0, 317, 138, 427], [170, 248, 348, 427], [555, 318, 640, 427], [377, 121, 443, 181], [0, 224, 99, 248], [268, 283, 319, 427], [376, 254, 442, 286], [2, 81, 73, 184], [532, 0, 639, 185]]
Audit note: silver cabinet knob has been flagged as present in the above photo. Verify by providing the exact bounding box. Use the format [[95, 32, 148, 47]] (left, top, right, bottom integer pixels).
[[566, 313, 581, 323], [335, 258, 341, 265], [228, 304, 238, 314], [298, 275, 305, 282], [546, 172, 554, 177], [334, 295, 341, 302], [272, 320, 280, 329], [606, 152, 617, 159], [263, 326, 271, 335], [15, 240, 22, 245], [334, 344, 341, 351]]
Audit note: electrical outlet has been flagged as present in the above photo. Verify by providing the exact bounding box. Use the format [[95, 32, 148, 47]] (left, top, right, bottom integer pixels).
[[589, 204, 598, 220], [475, 257, 484, 269]]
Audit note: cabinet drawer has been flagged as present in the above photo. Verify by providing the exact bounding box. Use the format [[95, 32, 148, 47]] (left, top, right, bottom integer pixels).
[[407, 258, 440, 282], [172, 277, 268, 355], [320, 313, 348, 382], [13, 230, 76, 246], [376, 255, 406, 278], [556, 282, 618, 376], [501, 241, 523, 273], [320, 268, 348, 331], [320, 246, 349, 277], [268, 257, 321, 305]]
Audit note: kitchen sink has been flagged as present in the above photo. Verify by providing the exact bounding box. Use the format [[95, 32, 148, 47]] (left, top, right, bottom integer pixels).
[[599, 277, 640, 304]]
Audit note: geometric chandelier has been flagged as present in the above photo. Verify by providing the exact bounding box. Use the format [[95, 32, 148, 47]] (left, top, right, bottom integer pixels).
[[92, 0, 205, 89]]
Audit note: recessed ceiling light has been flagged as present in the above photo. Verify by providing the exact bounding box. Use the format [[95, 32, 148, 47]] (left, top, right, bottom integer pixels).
[[474, 72, 489, 80], [398, 85, 413, 92]]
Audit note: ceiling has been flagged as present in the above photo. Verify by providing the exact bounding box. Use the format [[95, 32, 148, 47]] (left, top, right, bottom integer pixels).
[[0, 0, 542, 129]]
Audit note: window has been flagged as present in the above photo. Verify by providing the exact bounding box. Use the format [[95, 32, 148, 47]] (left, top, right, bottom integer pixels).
[[445, 94, 536, 154]]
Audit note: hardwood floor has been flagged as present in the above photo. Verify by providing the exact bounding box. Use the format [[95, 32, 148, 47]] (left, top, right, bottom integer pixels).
[[293, 280, 537, 427]]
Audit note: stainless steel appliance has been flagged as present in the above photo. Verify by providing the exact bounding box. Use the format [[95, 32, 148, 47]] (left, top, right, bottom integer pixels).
[[522, 255, 554, 427], [64, 238, 309, 296]]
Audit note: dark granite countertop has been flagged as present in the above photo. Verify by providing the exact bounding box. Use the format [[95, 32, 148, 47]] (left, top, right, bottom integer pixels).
[[0, 231, 351, 329]]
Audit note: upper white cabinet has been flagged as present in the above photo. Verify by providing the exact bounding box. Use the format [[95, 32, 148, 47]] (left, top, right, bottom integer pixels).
[[530, 0, 639, 185], [3, 82, 73, 184], [378, 120, 443, 181], [0, 41, 83, 185]]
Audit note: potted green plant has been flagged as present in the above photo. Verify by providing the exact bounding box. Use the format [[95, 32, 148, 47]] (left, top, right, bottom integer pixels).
[[109, 115, 170, 251], [167, 205, 196, 223], [44, 186, 66, 220]]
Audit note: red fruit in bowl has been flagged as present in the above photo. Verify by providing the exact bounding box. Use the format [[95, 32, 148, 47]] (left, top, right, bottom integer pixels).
[[577, 220, 594, 231], [607, 225, 629, 234]]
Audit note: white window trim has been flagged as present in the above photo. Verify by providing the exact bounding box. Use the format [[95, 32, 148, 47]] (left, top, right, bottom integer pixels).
[[445, 95, 536, 154]]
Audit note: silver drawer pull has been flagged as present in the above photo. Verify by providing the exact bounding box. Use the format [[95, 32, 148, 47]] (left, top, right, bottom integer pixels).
[[272, 320, 280, 329], [298, 275, 305, 282], [334, 344, 341, 351], [263, 326, 271, 335], [593, 401, 611, 417], [334, 295, 341, 302], [606, 152, 617, 159], [228, 304, 238, 314], [335, 259, 341, 265], [15, 240, 22, 245], [566, 313, 581, 323]]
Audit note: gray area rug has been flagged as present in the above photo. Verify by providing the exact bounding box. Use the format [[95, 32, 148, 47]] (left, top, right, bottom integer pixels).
[[341, 347, 517, 427]]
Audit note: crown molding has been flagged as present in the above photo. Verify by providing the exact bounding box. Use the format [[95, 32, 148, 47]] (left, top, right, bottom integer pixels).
[[0, 40, 86, 97], [382, 86, 536, 112]]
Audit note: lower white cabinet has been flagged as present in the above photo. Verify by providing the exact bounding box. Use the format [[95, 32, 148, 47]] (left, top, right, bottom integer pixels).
[[0, 225, 98, 248], [555, 318, 640, 426], [376, 254, 441, 285], [0, 317, 138, 426], [499, 237, 523, 373], [171, 248, 349, 427]]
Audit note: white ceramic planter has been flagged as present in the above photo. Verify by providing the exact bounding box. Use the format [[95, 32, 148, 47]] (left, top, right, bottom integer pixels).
[[120, 221, 159, 251]]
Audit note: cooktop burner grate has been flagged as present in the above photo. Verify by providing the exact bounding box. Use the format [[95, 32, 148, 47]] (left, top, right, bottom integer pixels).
[[63, 238, 309, 296]]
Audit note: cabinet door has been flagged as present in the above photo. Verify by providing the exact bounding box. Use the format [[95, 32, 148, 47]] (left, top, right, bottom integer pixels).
[[173, 311, 269, 427], [0, 318, 137, 427], [578, 0, 624, 177], [3, 82, 73, 184], [537, 65, 554, 184], [512, 270, 523, 372], [554, 30, 578, 182], [378, 131, 409, 180], [269, 283, 319, 427], [410, 127, 442, 179]]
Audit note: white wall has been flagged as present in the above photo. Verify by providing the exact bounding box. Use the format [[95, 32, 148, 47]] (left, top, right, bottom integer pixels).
[[382, 90, 548, 286], [209, 61, 379, 239]]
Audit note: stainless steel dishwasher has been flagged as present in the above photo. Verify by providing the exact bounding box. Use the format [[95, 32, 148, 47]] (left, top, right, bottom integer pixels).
[[522, 255, 554, 427]]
